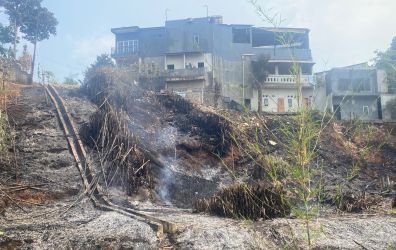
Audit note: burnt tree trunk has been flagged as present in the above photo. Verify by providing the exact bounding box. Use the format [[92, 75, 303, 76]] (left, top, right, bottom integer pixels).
[[29, 40, 37, 84], [13, 21, 18, 58], [257, 84, 263, 113]]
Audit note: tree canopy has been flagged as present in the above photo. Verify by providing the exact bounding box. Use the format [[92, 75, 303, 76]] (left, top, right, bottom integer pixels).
[[391, 36, 396, 51], [20, 6, 58, 44], [251, 55, 270, 112], [251, 55, 271, 85], [84, 54, 115, 81], [375, 36, 396, 93], [0, 0, 42, 55], [0, 24, 14, 56]]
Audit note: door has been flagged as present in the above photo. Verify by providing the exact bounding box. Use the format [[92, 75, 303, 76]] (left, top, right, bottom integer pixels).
[[303, 98, 309, 107], [377, 97, 383, 120], [278, 98, 285, 112], [333, 105, 341, 120]]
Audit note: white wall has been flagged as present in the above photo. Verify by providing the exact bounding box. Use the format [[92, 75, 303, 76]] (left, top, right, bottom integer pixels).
[[251, 87, 314, 112], [165, 54, 185, 69], [165, 53, 210, 70]]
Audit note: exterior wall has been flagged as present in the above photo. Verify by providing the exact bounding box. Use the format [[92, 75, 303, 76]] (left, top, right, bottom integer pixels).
[[112, 16, 314, 111], [332, 96, 380, 120], [214, 57, 244, 103], [166, 80, 206, 104], [166, 54, 185, 69], [251, 87, 313, 112], [328, 68, 378, 96], [164, 53, 211, 70], [139, 56, 165, 76], [313, 67, 395, 121], [377, 69, 388, 93], [381, 94, 396, 121], [312, 72, 332, 112]]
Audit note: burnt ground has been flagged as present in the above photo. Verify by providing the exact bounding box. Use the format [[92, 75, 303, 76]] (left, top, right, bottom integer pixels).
[[0, 86, 158, 249], [0, 85, 395, 249]]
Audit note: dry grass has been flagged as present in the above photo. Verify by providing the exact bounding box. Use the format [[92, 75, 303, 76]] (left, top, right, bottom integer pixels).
[[193, 183, 290, 220]]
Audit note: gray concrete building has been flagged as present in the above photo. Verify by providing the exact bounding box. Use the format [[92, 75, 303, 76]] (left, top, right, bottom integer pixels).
[[313, 63, 396, 121], [111, 16, 315, 111]]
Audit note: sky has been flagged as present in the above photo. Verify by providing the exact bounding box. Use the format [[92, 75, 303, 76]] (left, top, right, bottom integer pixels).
[[2, 0, 396, 81]]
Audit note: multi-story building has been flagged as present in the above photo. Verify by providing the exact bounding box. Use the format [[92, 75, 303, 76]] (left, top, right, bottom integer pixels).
[[313, 63, 396, 121], [111, 16, 315, 112]]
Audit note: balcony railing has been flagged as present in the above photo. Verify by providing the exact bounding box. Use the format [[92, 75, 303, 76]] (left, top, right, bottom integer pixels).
[[111, 47, 138, 57], [265, 74, 312, 86], [166, 68, 206, 81]]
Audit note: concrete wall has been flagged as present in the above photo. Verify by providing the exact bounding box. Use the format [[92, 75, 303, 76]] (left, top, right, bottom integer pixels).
[[377, 69, 388, 93], [381, 94, 396, 121], [165, 53, 211, 70], [166, 80, 206, 104], [139, 56, 165, 76], [327, 68, 378, 96], [312, 72, 332, 112], [333, 96, 380, 120]]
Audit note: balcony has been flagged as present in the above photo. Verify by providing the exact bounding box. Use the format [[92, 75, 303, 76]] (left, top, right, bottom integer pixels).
[[166, 68, 206, 82], [111, 47, 138, 57], [264, 74, 313, 87]]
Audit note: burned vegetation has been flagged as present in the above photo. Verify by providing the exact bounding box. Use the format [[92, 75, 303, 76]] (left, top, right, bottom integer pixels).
[[77, 64, 396, 221]]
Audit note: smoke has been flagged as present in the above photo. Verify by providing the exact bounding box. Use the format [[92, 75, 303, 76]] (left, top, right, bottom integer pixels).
[[158, 164, 174, 206]]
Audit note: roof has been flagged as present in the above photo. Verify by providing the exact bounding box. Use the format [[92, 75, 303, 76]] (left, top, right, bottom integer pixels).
[[111, 26, 164, 34], [111, 16, 309, 35], [254, 27, 310, 34]]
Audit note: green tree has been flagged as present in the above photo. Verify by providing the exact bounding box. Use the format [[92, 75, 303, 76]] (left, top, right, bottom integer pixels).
[[21, 6, 58, 83], [0, 23, 14, 56], [0, 0, 42, 57], [84, 54, 115, 81], [375, 36, 396, 93], [43, 70, 56, 84], [63, 74, 80, 85], [391, 36, 396, 51], [251, 55, 270, 112]]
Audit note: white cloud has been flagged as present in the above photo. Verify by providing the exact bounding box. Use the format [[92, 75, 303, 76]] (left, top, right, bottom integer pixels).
[[71, 33, 114, 66], [248, 0, 396, 71]]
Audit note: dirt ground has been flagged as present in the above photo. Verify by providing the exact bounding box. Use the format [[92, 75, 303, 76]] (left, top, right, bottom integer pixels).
[[0, 85, 395, 249]]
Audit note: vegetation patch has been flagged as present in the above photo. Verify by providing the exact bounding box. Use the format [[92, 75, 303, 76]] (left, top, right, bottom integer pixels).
[[193, 183, 290, 220]]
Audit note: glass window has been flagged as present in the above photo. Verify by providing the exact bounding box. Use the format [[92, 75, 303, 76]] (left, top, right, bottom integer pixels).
[[363, 106, 369, 115], [116, 40, 138, 54], [264, 97, 269, 107], [194, 35, 199, 45], [167, 64, 175, 70], [198, 62, 205, 68], [288, 98, 293, 108]]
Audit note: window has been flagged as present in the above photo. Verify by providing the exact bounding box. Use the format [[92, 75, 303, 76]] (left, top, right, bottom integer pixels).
[[193, 35, 200, 45], [338, 78, 351, 91], [116, 40, 139, 54], [363, 106, 369, 115], [232, 27, 251, 43], [198, 62, 205, 68], [352, 78, 371, 92], [263, 96, 269, 107], [167, 64, 175, 70], [288, 98, 293, 108]]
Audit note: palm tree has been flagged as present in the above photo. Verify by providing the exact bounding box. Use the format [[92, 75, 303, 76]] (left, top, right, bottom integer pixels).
[[251, 55, 270, 112]]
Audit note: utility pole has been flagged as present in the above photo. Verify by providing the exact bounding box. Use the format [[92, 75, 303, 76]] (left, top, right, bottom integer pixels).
[[42, 69, 45, 85], [241, 54, 255, 104], [204, 5, 209, 17], [165, 9, 170, 21]]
